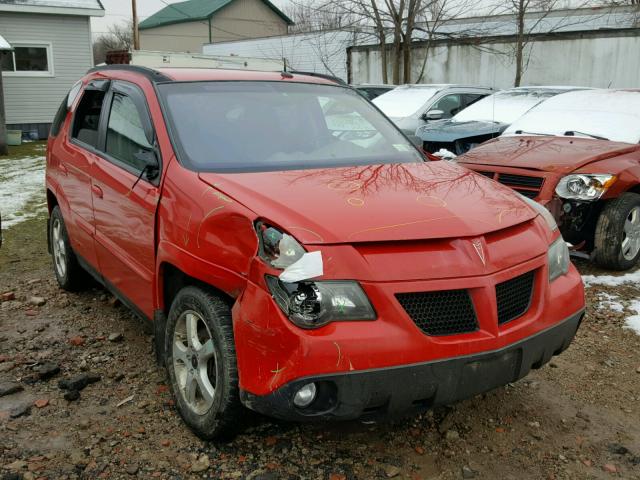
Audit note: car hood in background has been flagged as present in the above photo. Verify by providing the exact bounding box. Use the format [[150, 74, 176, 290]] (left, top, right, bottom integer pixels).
[[458, 136, 640, 174], [416, 120, 507, 142], [199, 162, 536, 245]]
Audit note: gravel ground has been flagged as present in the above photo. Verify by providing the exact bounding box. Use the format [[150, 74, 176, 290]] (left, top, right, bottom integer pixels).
[[1, 155, 640, 479]]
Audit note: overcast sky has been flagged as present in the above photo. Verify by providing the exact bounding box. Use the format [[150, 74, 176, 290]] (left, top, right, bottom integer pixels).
[[91, 0, 290, 36]]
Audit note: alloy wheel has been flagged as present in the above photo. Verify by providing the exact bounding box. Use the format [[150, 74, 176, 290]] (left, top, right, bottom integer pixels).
[[622, 206, 640, 261], [172, 310, 218, 415], [52, 218, 67, 278]]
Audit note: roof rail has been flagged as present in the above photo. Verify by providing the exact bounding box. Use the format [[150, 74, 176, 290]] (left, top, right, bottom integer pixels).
[[87, 64, 172, 83], [288, 70, 347, 86]]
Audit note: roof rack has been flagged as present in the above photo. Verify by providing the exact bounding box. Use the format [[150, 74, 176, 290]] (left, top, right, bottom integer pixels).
[[288, 70, 347, 86], [87, 64, 172, 83]]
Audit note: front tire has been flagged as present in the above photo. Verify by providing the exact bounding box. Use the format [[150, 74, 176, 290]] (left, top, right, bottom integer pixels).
[[165, 286, 242, 440], [49, 206, 86, 291], [593, 193, 640, 270]]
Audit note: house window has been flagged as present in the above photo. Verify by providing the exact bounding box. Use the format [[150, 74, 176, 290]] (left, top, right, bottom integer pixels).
[[0, 43, 53, 76]]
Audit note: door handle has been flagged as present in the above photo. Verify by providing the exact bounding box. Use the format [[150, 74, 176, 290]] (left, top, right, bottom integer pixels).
[[59, 163, 68, 176], [92, 184, 103, 199]]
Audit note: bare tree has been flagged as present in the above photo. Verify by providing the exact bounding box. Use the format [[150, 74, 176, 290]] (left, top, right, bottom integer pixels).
[[487, 0, 599, 86], [283, 1, 347, 32], [313, 0, 445, 84], [92, 21, 133, 65], [413, 0, 475, 83], [493, 0, 558, 86]]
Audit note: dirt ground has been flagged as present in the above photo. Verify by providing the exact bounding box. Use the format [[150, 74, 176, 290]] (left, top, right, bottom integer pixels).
[[1, 149, 640, 480]]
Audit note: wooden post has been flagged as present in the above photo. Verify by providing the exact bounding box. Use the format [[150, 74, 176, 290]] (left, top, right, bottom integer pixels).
[[132, 0, 140, 50], [0, 62, 7, 156]]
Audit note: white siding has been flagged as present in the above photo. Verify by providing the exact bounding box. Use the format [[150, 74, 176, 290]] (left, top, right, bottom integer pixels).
[[203, 30, 360, 81], [0, 12, 93, 124]]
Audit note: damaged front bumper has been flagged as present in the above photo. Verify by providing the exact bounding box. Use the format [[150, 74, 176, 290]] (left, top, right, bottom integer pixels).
[[240, 310, 584, 421]]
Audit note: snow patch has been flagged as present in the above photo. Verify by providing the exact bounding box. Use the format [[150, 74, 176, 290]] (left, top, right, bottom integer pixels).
[[0, 154, 46, 229], [624, 300, 640, 336], [373, 86, 440, 118], [433, 148, 457, 160], [596, 293, 624, 313], [504, 89, 640, 144], [582, 270, 640, 287]]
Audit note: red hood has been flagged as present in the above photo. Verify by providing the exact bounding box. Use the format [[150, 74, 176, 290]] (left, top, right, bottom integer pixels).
[[459, 136, 640, 174], [198, 162, 536, 244]]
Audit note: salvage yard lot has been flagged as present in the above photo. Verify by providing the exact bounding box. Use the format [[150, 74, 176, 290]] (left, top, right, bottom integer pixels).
[[1, 143, 639, 479]]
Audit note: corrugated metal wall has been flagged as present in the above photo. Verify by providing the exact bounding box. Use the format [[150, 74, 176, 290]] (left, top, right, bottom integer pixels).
[[350, 31, 640, 89], [0, 12, 93, 128]]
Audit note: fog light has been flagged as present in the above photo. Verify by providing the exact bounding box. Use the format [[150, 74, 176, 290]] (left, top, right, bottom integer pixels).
[[293, 383, 317, 408]]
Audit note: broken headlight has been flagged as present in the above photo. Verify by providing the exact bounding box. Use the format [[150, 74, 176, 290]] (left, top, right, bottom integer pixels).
[[555, 174, 616, 201], [265, 276, 376, 329], [548, 236, 570, 282], [257, 222, 305, 269]]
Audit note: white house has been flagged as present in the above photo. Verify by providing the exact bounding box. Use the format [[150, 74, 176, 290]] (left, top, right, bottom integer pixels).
[[0, 0, 104, 139]]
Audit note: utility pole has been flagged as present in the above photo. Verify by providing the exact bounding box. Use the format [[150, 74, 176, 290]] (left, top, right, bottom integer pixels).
[[0, 64, 7, 156], [0, 42, 11, 156], [132, 0, 140, 50]]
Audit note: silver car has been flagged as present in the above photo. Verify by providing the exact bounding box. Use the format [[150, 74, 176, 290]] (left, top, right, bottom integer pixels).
[[373, 84, 493, 144]]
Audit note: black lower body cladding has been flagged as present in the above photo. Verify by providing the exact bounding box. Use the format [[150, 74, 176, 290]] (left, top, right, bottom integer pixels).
[[241, 310, 584, 421]]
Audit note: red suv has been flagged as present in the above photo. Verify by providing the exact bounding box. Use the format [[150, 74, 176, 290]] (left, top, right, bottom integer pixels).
[[46, 66, 585, 439]]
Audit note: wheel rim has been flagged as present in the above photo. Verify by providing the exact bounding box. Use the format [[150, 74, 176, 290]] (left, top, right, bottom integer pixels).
[[622, 206, 640, 261], [172, 310, 217, 415], [52, 218, 67, 278]]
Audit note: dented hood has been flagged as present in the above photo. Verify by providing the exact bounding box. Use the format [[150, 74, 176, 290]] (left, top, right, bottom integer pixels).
[[198, 162, 536, 245], [459, 136, 640, 173], [416, 119, 507, 143]]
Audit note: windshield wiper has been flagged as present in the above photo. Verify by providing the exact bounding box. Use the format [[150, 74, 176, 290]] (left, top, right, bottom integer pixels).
[[564, 130, 609, 141]]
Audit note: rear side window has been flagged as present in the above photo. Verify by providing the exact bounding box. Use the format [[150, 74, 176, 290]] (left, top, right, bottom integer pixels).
[[50, 94, 69, 137], [72, 90, 106, 148], [105, 93, 153, 172], [464, 93, 487, 108], [431, 94, 464, 118]]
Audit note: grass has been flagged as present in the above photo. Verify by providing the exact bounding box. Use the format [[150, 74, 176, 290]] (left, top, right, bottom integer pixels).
[[3, 140, 47, 159]]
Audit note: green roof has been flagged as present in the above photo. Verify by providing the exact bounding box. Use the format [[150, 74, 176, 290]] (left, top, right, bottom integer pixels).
[[139, 0, 293, 30]]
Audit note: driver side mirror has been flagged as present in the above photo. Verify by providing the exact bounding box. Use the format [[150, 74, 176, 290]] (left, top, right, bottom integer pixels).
[[134, 149, 160, 180], [423, 110, 444, 121]]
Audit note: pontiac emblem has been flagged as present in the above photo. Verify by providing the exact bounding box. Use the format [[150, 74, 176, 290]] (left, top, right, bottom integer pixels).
[[472, 239, 486, 266]]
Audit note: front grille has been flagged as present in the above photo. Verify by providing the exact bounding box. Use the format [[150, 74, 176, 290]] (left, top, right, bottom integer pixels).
[[473, 169, 544, 199], [516, 189, 538, 199], [498, 173, 544, 188], [496, 173, 544, 199], [396, 290, 478, 336], [496, 271, 535, 325]]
